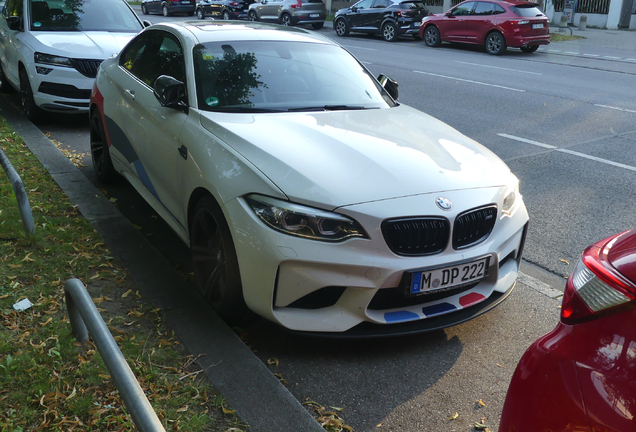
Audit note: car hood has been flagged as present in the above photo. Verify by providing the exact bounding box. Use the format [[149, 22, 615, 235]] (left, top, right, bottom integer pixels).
[[27, 31, 137, 59], [200, 104, 513, 209]]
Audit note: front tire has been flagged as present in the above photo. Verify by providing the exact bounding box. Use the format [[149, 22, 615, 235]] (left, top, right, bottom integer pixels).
[[19, 68, 42, 123], [382, 21, 398, 42], [485, 31, 506, 55], [334, 17, 349, 37], [281, 13, 291, 26], [196, 8, 205, 19], [90, 110, 120, 184], [424, 25, 441, 47], [248, 10, 258, 21], [190, 196, 246, 322], [141, 4, 148, 14], [520, 45, 539, 53], [162, 4, 170, 17]]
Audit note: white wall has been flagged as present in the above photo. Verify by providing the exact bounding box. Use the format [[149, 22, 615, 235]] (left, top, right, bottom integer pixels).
[[550, 11, 610, 27]]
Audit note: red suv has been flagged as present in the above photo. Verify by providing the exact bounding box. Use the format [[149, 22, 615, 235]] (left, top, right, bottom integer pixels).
[[419, 0, 549, 55]]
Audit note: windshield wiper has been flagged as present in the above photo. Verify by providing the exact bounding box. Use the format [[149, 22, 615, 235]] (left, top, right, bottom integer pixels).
[[287, 105, 375, 112], [215, 107, 285, 113]]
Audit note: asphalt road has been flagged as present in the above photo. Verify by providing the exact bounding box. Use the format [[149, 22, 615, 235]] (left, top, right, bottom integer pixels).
[[6, 19, 636, 431]]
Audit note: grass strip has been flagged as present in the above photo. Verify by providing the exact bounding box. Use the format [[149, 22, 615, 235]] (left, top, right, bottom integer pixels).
[[0, 117, 247, 432]]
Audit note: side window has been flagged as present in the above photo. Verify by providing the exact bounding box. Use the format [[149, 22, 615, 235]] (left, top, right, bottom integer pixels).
[[354, 0, 374, 9], [4, 0, 23, 17], [138, 32, 186, 87], [473, 2, 494, 15], [450, 1, 474, 16], [120, 32, 151, 79], [493, 3, 505, 14], [372, 0, 391, 8]]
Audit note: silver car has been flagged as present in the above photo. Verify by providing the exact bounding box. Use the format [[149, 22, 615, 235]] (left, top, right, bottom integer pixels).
[[248, 0, 326, 29]]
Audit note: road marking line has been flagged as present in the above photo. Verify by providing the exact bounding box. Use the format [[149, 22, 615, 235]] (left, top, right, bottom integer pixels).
[[548, 49, 561, 52], [518, 272, 563, 299], [343, 45, 377, 51], [626, 58, 636, 62], [563, 51, 579, 55], [595, 104, 636, 114], [454, 61, 542, 75], [413, 71, 525, 92], [603, 56, 621, 60], [498, 133, 636, 172], [582, 54, 600, 57]]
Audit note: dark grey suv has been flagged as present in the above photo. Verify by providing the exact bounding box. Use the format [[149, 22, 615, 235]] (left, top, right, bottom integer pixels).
[[248, 0, 326, 29]]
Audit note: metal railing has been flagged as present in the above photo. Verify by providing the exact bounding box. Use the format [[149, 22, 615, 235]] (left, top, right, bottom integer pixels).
[[64, 278, 166, 432], [0, 145, 35, 239]]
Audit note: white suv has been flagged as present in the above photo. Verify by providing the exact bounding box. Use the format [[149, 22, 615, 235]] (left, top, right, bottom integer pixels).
[[0, 0, 146, 122]]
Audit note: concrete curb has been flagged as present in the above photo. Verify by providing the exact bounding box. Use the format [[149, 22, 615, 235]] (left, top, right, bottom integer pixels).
[[0, 97, 324, 432]]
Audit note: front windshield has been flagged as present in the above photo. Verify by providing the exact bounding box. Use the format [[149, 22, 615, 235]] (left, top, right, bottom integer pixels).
[[29, 0, 142, 32], [193, 41, 396, 113]]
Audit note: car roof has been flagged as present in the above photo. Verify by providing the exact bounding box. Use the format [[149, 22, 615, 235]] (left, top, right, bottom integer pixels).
[[458, 0, 539, 6], [146, 21, 335, 45]]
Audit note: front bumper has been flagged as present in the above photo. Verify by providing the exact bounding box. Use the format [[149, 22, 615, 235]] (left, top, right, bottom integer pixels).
[[29, 62, 95, 113], [225, 186, 529, 334]]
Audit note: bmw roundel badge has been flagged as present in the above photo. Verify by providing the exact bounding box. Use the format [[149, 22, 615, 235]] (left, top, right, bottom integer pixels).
[[436, 197, 453, 211]]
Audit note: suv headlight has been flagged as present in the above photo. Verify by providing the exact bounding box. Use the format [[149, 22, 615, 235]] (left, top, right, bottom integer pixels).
[[502, 176, 521, 216], [34, 52, 73, 67], [246, 194, 368, 242]]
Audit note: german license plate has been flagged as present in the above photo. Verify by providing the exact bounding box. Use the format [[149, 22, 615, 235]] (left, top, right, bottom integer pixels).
[[410, 257, 489, 294], [310, 13, 319, 17], [182, 1, 191, 3], [532, 23, 544, 29]]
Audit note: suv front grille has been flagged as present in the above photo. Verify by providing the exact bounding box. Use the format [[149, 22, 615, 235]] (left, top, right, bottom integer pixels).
[[382, 217, 450, 256], [71, 59, 103, 78], [452, 205, 497, 250]]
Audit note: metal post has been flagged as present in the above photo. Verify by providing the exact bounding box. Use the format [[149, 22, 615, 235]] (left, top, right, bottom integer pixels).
[[0, 145, 35, 238], [64, 279, 166, 432]]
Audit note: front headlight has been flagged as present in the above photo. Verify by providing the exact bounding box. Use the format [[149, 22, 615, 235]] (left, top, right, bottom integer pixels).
[[502, 176, 520, 216], [246, 194, 368, 242], [34, 52, 73, 68]]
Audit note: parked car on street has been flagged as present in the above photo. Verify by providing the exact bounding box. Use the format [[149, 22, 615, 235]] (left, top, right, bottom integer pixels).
[[0, 0, 145, 122], [141, 0, 195, 17], [247, 0, 326, 29], [90, 21, 528, 335], [501, 229, 636, 431], [419, 0, 550, 55], [196, 0, 256, 20], [334, 0, 429, 42]]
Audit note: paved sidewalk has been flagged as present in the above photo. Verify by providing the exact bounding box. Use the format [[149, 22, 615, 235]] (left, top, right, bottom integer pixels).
[[550, 26, 636, 52]]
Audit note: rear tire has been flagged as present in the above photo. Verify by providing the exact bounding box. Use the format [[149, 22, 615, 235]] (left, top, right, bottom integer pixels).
[[196, 8, 205, 19], [162, 4, 170, 16], [19, 68, 42, 123], [312, 21, 324, 30], [90, 110, 120, 184], [520, 45, 539, 53], [382, 21, 398, 42], [187, 11, 194, 16], [190, 196, 246, 322], [424, 25, 441, 47], [485, 31, 506, 55], [334, 17, 349, 36], [281, 13, 291, 26], [141, 4, 148, 14], [222, 10, 230, 20]]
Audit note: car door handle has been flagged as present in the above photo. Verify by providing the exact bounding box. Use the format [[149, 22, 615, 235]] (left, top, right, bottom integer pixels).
[[125, 89, 135, 100], [178, 145, 188, 160]]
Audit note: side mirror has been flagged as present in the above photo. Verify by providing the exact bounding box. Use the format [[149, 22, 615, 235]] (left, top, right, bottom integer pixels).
[[377, 74, 398, 101], [351, 6, 358, 11], [7, 16, 23, 31], [153, 75, 188, 113], [143, 20, 152, 27]]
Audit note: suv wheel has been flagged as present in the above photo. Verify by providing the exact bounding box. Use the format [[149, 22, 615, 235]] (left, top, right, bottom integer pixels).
[[485, 31, 506, 55], [382, 21, 398, 42], [248, 10, 258, 20], [196, 8, 205, 19], [222, 10, 231, 20], [424, 25, 441, 47], [19, 68, 42, 123], [141, 3, 148, 14], [281, 13, 291, 26], [162, 4, 170, 16], [334, 17, 349, 37]]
